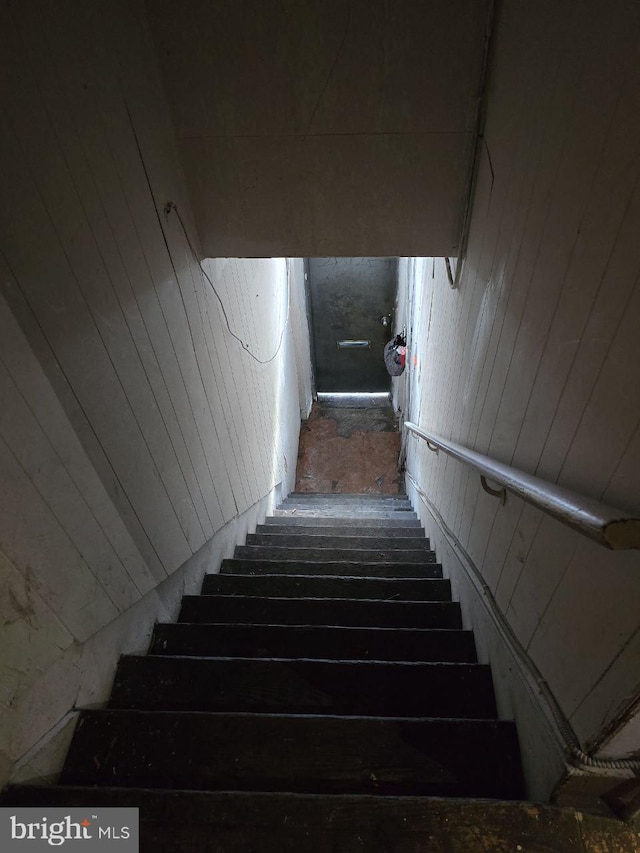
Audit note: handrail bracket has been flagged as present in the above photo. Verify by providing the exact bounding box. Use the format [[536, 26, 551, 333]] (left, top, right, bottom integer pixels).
[[403, 420, 640, 550], [480, 475, 506, 505]]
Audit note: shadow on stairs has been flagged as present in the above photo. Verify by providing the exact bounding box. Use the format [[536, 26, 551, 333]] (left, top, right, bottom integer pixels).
[[3, 493, 637, 850]]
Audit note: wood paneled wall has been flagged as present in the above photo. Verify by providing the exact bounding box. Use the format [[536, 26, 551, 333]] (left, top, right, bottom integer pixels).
[[0, 0, 306, 783], [402, 0, 640, 753]]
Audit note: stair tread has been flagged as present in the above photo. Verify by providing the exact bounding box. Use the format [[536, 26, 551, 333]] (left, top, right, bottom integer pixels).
[[179, 595, 462, 629], [60, 709, 524, 799], [265, 516, 422, 527], [201, 574, 451, 601], [221, 559, 443, 577], [110, 655, 496, 717], [7, 786, 634, 853], [281, 497, 411, 503], [149, 623, 478, 662], [125, 653, 480, 665], [288, 493, 409, 498], [235, 546, 437, 563], [281, 500, 412, 506], [284, 502, 410, 506], [184, 594, 455, 603], [257, 523, 426, 537], [272, 509, 418, 518], [246, 533, 431, 548], [279, 504, 413, 512]]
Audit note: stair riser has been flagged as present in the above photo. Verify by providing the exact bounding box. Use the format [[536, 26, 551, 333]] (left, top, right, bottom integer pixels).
[[265, 517, 422, 528], [256, 524, 427, 540], [280, 502, 413, 511], [178, 596, 462, 629], [282, 492, 411, 506], [5, 788, 621, 853], [149, 624, 478, 663], [272, 510, 417, 519], [61, 711, 524, 799], [288, 493, 409, 499], [246, 534, 431, 550], [201, 575, 451, 601], [1, 396, 529, 841], [220, 560, 443, 578], [110, 656, 497, 718], [234, 546, 437, 563], [283, 494, 410, 504]]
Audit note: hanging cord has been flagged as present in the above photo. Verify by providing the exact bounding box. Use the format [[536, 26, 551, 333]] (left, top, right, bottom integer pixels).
[[405, 472, 640, 773], [165, 202, 290, 365], [541, 682, 640, 772]]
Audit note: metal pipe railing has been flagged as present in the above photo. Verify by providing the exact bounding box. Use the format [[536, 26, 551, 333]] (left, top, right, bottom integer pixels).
[[404, 422, 640, 550]]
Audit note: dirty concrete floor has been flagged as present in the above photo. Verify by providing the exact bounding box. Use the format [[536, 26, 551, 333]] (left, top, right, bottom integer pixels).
[[295, 400, 401, 494]]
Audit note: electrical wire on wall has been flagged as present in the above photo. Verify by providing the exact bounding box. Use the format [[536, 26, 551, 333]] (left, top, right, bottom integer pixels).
[[164, 202, 290, 365], [121, 91, 290, 366]]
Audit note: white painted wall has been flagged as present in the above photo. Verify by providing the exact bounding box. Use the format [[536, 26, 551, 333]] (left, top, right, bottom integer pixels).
[[0, 0, 309, 787], [289, 259, 315, 420], [398, 0, 640, 796]]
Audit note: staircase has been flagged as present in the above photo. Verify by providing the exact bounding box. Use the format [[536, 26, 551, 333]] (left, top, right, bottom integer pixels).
[[5, 492, 529, 848]]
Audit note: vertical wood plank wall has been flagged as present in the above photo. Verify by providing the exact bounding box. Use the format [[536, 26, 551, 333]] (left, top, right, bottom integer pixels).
[[0, 0, 307, 783], [401, 0, 640, 755]]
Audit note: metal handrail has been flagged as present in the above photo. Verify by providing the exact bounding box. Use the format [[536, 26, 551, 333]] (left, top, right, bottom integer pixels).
[[404, 422, 640, 550]]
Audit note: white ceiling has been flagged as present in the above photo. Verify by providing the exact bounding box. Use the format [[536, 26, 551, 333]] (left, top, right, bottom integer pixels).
[[146, 0, 492, 257]]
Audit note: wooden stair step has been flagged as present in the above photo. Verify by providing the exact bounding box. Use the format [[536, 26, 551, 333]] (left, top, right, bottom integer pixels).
[[280, 500, 413, 511], [272, 509, 418, 519], [264, 516, 422, 528], [178, 595, 462, 628], [149, 623, 478, 663], [256, 523, 427, 539], [60, 710, 525, 799], [246, 533, 431, 550], [234, 546, 436, 563], [3, 787, 632, 853], [201, 574, 451, 601], [288, 493, 409, 500], [109, 656, 497, 717], [220, 559, 443, 578]]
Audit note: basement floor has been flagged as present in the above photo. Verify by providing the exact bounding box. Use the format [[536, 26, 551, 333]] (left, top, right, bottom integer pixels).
[[295, 398, 401, 494]]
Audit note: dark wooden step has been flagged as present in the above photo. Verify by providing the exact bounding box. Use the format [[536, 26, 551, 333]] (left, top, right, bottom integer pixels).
[[60, 710, 525, 799], [149, 623, 478, 663], [178, 596, 461, 628], [110, 656, 497, 718], [288, 493, 409, 500], [220, 559, 443, 578], [265, 516, 422, 528], [256, 523, 427, 540], [201, 574, 451, 601], [234, 546, 436, 563], [284, 492, 409, 506], [4, 787, 622, 853], [279, 506, 414, 516], [280, 500, 413, 511], [272, 509, 418, 519], [246, 533, 431, 550]]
